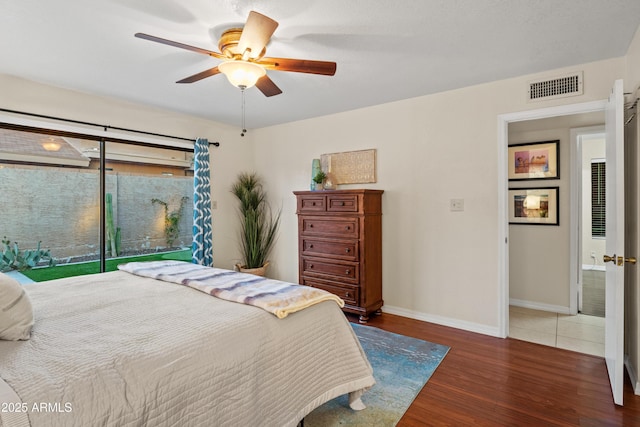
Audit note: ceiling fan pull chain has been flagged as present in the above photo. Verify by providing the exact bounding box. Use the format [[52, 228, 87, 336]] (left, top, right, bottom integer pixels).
[[240, 86, 247, 137]]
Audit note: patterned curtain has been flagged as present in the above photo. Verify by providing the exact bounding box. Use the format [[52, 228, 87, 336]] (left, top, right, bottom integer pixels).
[[192, 138, 213, 266]]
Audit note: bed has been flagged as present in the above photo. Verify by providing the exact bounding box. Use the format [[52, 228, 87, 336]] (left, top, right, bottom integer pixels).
[[0, 261, 374, 427]]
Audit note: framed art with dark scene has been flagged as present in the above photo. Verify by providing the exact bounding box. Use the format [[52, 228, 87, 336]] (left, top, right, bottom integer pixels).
[[508, 140, 559, 180], [509, 187, 559, 225]]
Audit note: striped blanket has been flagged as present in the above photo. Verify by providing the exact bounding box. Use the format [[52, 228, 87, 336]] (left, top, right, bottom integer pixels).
[[118, 260, 344, 319]]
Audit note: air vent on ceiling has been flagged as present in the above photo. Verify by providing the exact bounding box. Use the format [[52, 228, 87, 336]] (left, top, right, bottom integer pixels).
[[527, 72, 583, 102]]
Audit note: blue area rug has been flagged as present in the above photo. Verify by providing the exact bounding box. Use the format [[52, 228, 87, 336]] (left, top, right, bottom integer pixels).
[[305, 323, 450, 426]]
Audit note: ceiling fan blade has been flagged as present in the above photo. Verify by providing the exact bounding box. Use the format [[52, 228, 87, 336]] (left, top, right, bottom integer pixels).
[[237, 11, 278, 59], [258, 57, 336, 76], [176, 67, 221, 83], [135, 33, 225, 60], [255, 75, 283, 97]]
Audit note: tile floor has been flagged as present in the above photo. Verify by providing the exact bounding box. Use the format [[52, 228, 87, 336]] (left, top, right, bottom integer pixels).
[[509, 306, 605, 357]]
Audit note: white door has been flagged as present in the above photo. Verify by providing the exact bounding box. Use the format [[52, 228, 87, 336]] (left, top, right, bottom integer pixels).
[[604, 79, 625, 406]]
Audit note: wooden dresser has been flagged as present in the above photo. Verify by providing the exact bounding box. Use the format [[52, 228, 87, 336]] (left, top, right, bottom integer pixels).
[[294, 189, 383, 322]]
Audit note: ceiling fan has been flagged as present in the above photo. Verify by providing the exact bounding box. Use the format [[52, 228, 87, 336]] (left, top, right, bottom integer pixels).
[[135, 11, 337, 97]]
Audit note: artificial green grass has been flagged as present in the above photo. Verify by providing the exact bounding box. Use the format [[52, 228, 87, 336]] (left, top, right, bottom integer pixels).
[[21, 249, 192, 282]]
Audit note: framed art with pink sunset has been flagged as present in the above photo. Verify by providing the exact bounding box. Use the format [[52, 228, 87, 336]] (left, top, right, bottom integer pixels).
[[508, 140, 559, 180]]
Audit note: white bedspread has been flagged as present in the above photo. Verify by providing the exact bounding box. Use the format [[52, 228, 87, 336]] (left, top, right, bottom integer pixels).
[[0, 270, 374, 427]]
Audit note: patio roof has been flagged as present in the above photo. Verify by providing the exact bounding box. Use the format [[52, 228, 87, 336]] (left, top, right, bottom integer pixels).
[[0, 128, 90, 167]]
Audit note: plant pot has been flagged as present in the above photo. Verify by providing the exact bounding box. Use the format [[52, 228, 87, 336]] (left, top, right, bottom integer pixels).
[[314, 183, 324, 191], [235, 261, 270, 277]]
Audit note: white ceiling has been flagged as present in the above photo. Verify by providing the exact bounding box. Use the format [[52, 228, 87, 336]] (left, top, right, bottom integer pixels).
[[2, 1, 639, 130]]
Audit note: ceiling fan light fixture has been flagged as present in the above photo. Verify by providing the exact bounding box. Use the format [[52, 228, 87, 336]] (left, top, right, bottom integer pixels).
[[218, 60, 266, 89]]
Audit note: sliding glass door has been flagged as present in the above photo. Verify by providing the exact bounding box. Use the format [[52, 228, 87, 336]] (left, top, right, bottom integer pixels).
[[0, 126, 193, 282]]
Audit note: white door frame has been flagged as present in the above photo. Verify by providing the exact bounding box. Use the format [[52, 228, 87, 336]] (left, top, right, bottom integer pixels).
[[570, 126, 606, 315], [497, 100, 606, 338]]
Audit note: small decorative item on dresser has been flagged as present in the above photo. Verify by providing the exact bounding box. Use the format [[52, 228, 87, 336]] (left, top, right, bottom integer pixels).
[[323, 155, 337, 190], [311, 158, 321, 191], [312, 171, 326, 191], [294, 189, 384, 322]]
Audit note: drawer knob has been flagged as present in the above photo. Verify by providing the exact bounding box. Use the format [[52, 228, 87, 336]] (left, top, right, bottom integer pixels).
[[345, 248, 350, 253], [345, 226, 350, 230], [345, 292, 351, 297], [309, 264, 314, 269], [340, 201, 345, 206], [309, 224, 314, 228], [309, 244, 314, 249], [345, 269, 350, 275]]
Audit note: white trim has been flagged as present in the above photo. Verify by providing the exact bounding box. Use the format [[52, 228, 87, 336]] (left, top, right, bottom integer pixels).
[[499, 100, 606, 123], [509, 298, 571, 315], [582, 264, 606, 272], [382, 305, 502, 337], [497, 99, 608, 340], [0, 112, 195, 150], [497, 115, 510, 338], [570, 125, 606, 316], [570, 127, 580, 315]]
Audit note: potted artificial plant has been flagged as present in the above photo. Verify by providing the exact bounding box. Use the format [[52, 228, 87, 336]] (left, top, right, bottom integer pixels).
[[313, 171, 326, 191], [231, 172, 281, 276]]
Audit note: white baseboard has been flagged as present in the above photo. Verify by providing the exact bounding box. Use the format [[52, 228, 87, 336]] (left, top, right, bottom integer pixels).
[[625, 356, 640, 395], [509, 298, 572, 315], [582, 264, 606, 272], [382, 305, 501, 338]]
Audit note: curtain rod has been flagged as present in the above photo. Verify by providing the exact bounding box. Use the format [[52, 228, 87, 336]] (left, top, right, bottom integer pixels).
[[0, 108, 220, 147]]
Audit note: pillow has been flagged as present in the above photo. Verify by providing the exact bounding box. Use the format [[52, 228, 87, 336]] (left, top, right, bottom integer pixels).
[[0, 272, 34, 340]]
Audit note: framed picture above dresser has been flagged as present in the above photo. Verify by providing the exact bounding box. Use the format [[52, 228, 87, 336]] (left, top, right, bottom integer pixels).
[[294, 189, 383, 322]]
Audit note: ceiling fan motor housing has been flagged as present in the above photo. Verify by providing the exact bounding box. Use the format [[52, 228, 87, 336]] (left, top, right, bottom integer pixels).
[[218, 28, 265, 60]]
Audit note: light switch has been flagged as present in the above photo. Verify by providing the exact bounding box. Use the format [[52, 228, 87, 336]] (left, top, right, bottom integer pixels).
[[450, 199, 464, 212]]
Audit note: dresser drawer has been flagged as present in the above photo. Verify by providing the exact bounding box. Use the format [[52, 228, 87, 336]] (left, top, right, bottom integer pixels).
[[327, 194, 359, 212], [302, 257, 359, 283], [301, 238, 359, 261], [302, 278, 359, 306], [300, 217, 359, 238], [298, 195, 326, 212]]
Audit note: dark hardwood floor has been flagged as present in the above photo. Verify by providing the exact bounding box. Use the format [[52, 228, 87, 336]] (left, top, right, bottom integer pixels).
[[347, 312, 640, 426]]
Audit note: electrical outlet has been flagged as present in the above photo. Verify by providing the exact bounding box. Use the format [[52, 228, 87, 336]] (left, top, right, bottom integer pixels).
[[590, 251, 596, 258], [449, 199, 464, 212]]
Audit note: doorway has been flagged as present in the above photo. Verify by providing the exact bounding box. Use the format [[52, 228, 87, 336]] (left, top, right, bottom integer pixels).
[[496, 100, 607, 340], [574, 128, 606, 318], [500, 81, 629, 405], [505, 118, 605, 356]]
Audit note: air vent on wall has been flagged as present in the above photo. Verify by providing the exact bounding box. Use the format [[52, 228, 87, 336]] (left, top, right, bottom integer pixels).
[[527, 72, 583, 102]]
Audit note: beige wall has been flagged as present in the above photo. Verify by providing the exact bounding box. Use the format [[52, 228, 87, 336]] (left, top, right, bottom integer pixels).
[[0, 73, 254, 270], [0, 43, 632, 337], [252, 57, 624, 334], [507, 128, 570, 310], [627, 24, 640, 94], [506, 117, 606, 313]]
